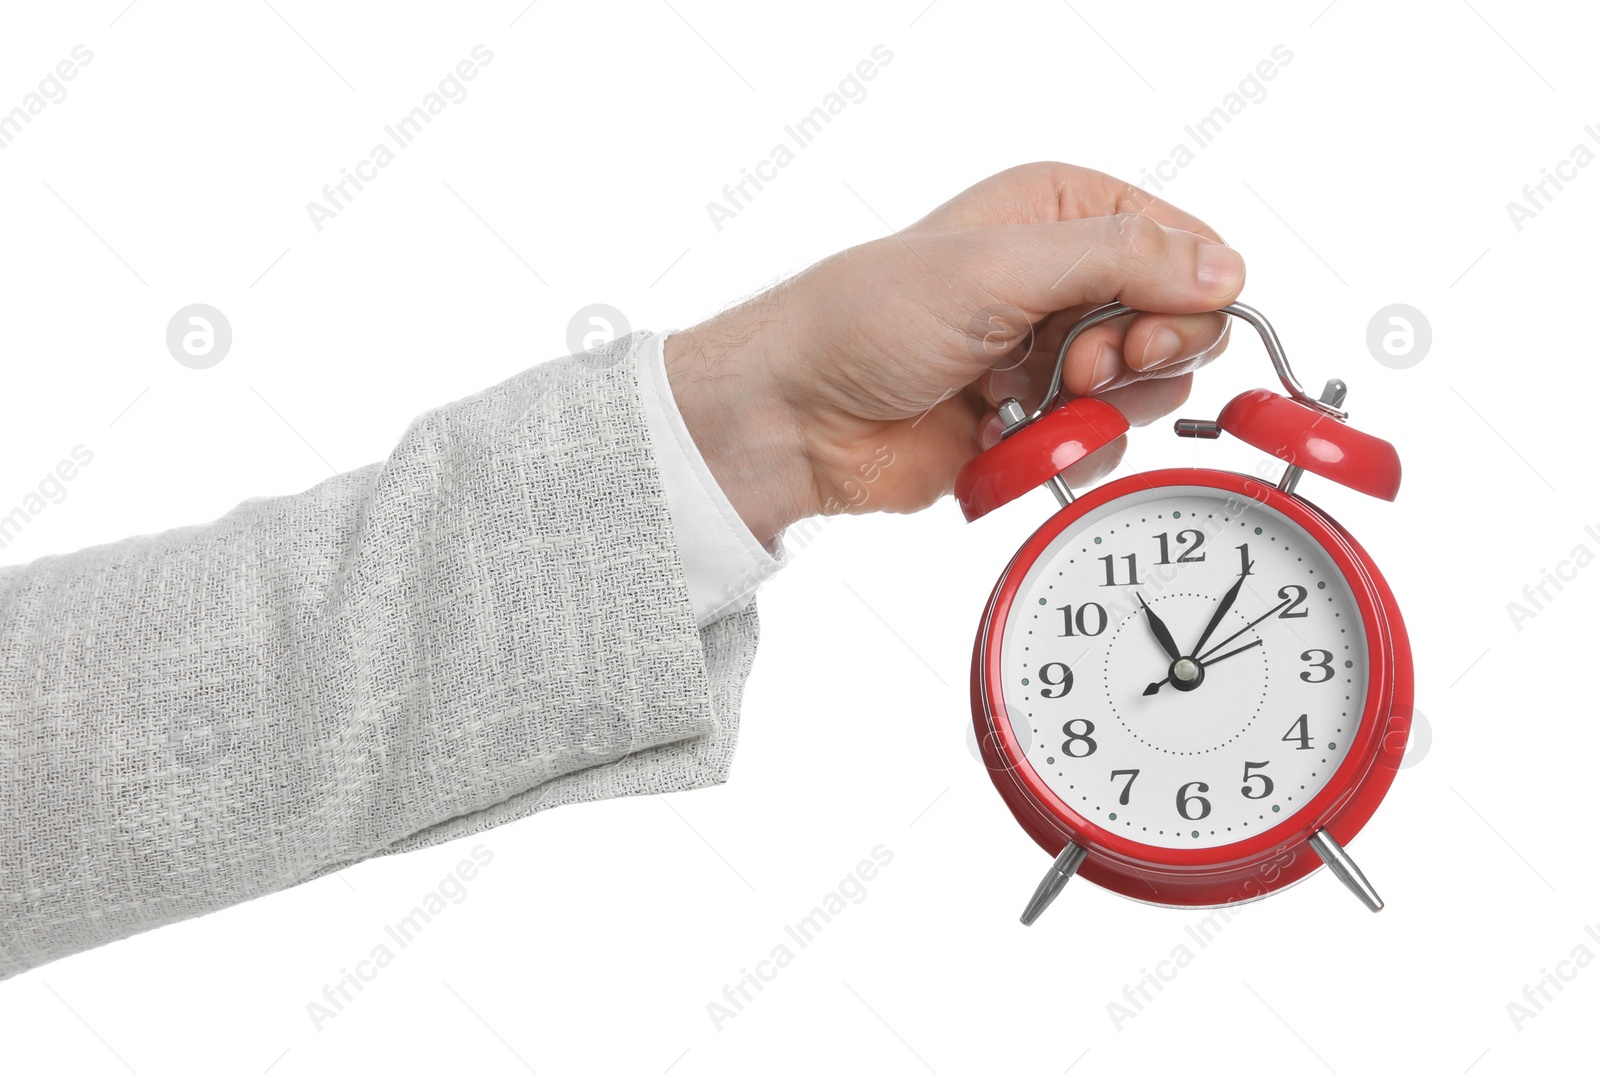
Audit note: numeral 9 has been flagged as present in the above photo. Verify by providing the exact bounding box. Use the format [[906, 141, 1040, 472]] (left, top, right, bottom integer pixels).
[[1038, 662, 1073, 699]]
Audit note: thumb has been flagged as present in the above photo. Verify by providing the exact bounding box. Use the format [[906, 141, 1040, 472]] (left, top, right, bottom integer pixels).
[[967, 213, 1245, 326]]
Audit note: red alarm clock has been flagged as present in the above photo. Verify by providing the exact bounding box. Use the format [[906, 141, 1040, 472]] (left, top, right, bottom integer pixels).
[[958, 302, 1412, 923]]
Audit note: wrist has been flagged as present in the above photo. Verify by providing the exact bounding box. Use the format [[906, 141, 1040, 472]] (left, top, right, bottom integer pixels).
[[664, 310, 819, 546]]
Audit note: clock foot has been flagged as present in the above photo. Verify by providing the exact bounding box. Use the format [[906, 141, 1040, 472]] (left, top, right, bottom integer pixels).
[[1020, 842, 1087, 926], [1309, 829, 1383, 912]]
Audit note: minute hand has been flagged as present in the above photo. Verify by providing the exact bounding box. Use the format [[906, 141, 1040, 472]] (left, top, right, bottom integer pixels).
[[1189, 571, 1249, 658], [1196, 597, 1292, 663]]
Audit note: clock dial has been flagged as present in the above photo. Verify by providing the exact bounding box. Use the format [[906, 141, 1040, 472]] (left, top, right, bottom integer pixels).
[[998, 486, 1369, 850]]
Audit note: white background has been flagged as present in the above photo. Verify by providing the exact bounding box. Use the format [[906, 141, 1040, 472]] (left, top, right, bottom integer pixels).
[[0, 1, 1595, 1070]]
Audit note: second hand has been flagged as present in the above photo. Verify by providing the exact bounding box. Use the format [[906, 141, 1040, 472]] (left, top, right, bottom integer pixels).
[[1194, 597, 1290, 664]]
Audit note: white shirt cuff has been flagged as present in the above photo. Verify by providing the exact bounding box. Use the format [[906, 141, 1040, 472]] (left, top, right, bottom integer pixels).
[[634, 329, 785, 626]]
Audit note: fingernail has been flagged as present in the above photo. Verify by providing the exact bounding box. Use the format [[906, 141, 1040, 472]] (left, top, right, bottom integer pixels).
[[1196, 243, 1245, 294], [1140, 326, 1183, 369], [1089, 341, 1119, 393]]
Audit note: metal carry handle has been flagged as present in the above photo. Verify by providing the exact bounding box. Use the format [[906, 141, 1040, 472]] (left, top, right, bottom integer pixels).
[[1009, 301, 1347, 435]]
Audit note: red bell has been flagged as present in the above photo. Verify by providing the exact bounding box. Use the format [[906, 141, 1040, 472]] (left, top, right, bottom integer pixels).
[[955, 398, 1129, 521], [1217, 389, 1402, 501]]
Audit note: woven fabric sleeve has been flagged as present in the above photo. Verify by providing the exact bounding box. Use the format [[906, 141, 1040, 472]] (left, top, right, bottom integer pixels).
[[0, 330, 760, 980]]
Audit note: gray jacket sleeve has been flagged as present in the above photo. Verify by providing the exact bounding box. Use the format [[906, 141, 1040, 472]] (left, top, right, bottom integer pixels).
[[0, 331, 760, 980]]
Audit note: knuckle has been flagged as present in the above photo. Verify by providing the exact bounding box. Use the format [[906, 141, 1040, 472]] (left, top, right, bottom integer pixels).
[[1110, 212, 1166, 264]]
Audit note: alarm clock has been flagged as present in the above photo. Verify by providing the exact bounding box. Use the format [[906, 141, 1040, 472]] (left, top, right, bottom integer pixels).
[[957, 301, 1412, 923]]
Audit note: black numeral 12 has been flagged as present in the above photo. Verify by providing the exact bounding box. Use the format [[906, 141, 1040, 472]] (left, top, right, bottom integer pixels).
[[1154, 530, 1206, 564]]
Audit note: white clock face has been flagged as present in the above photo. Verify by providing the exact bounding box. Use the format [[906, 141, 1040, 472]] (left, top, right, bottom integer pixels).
[[996, 485, 1369, 850]]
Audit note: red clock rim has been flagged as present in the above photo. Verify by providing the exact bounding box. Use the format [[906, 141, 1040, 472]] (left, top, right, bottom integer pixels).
[[977, 467, 1396, 873]]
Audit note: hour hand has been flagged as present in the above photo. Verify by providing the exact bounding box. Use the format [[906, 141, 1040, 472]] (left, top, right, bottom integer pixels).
[[1135, 594, 1182, 663]]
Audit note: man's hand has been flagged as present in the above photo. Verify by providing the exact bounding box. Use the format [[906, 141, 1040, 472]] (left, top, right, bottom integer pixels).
[[664, 161, 1245, 544]]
